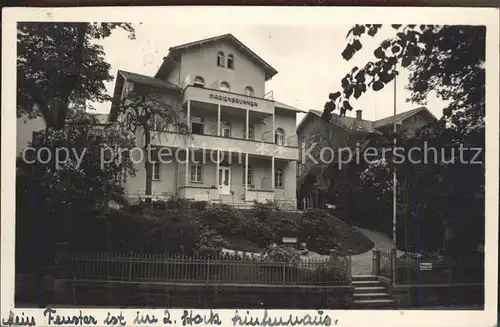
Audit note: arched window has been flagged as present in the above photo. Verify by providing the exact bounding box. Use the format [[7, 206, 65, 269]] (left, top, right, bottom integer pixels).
[[275, 128, 285, 146], [244, 86, 254, 96], [193, 76, 205, 88], [227, 54, 234, 69], [220, 81, 230, 92], [217, 52, 225, 67]]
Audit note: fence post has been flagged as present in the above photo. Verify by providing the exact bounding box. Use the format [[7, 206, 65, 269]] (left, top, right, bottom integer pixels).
[[372, 248, 380, 276], [329, 248, 337, 262], [391, 248, 397, 286], [128, 252, 133, 281], [282, 262, 286, 285], [206, 257, 210, 284]]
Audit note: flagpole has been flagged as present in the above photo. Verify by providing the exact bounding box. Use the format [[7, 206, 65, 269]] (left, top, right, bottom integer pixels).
[[392, 70, 397, 249]]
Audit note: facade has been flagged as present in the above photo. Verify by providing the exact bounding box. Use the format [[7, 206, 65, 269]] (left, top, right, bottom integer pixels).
[[296, 107, 438, 209], [109, 34, 304, 210]]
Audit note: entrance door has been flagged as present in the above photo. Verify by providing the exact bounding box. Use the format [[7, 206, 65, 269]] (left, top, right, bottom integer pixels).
[[218, 166, 231, 195]]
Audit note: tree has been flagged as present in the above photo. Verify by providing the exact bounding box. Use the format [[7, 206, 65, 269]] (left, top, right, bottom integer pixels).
[[323, 24, 485, 137], [16, 109, 136, 270], [17, 22, 135, 129], [118, 89, 190, 202]]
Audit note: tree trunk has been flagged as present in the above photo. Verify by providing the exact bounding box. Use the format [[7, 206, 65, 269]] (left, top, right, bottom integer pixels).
[[144, 127, 152, 206]]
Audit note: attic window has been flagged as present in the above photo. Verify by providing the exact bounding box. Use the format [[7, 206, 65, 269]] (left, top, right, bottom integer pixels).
[[244, 86, 254, 96], [217, 52, 225, 67], [220, 81, 230, 92], [193, 76, 205, 88], [227, 54, 234, 69]]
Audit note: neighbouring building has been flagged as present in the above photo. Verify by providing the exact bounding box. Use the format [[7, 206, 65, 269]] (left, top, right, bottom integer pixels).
[[109, 34, 304, 210], [296, 106, 438, 209]]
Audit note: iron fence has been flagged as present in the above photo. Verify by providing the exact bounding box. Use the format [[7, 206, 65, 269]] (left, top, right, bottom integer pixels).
[[69, 252, 351, 286]]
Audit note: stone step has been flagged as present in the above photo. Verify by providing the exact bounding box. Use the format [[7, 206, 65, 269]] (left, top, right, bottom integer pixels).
[[352, 275, 378, 281], [353, 293, 392, 301], [353, 286, 386, 293], [352, 299, 396, 308], [352, 280, 382, 287]]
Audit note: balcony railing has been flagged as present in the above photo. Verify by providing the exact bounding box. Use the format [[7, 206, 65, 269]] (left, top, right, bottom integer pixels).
[[151, 131, 299, 160]]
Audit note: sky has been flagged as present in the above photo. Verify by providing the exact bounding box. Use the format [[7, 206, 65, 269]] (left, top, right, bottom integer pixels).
[[91, 23, 448, 124]]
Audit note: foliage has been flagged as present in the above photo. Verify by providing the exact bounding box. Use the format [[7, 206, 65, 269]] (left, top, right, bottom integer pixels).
[[101, 208, 199, 255], [118, 90, 190, 200], [17, 22, 135, 128], [16, 110, 136, 271], [196, 203, 245, 236], [298, 209, 374, 255], [324, 25, 485, 136], [320, 24, 485, 256], [262, 245, 301, 264]]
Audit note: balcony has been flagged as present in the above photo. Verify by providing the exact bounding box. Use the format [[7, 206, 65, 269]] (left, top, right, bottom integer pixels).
[[182, 85, 275, 115], [150, 131, 299, 160]]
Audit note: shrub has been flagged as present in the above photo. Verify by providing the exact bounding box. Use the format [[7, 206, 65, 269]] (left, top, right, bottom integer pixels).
[[240, 217, 274, 248], [263, 245, 300, 264], [298, 209, 374, 255], [191, 201, 208, 211], [100, 208, 199, 255], [251, 200, 280, 221], [196, 224, 227, 256], [197, 203, 244, 236], [165, 198, 191, 209]]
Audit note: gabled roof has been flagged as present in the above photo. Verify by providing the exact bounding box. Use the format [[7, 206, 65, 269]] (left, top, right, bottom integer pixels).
[[109, 70, 181, 121], [298, 106, 438, 135], [373, 106, 436, 129], [297, 109, 376, 135], [119, 70, 181, 91], [155, 34, 279, 81], [275, 101, 307, 113]]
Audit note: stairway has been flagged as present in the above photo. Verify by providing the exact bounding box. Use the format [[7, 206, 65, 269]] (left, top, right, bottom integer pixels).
[[351, 275, 395, 309]]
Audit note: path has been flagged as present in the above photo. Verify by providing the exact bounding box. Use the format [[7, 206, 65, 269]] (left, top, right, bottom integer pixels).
[[221, 227, 404, 276], [350, 227, 404, 275]]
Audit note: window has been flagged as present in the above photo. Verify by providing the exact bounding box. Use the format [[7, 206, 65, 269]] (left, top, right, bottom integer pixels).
[[275, 128, 285, 146], [217, 52, 225, 67], [191, 116, 204, 135], [227, 54, 234, 69], [152, 162, 160, 180], [220, 121, 231, 137], [243, 165, 253, 186], [244, 86, 254, 96], [275, 168, 284, 188], [193, 76, 205, 88], [220, 81, 230, 92], [296, 163, 303, 178], [191, 164, 203, 183], [244, 126, 254, 140]]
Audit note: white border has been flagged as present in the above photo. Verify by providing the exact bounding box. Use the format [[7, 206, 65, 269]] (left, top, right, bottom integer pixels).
[[2, 6, 499, 327]]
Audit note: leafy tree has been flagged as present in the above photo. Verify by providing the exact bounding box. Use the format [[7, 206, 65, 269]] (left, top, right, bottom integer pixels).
[[17, 22, 135, 129], [16, 109, 137, 265], [323, 24, 485, 137], [118, 89, 190, 201]]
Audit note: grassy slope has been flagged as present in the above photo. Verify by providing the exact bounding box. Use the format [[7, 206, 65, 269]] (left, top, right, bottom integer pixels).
[[206, 210, 374, 255]]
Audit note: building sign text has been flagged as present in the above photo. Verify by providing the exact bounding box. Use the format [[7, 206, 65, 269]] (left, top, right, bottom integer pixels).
[[209, 93, 258, 108]]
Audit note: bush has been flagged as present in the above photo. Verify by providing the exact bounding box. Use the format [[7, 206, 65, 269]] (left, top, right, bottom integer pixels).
[[100, 208, 200, 255], [251, 200, 280, 221], [240, 217, 274, 248], [191, 201, 208, 211], [263, 245, 300, 264], [298, 209, 374, 255], [197, 203, 244, 236]]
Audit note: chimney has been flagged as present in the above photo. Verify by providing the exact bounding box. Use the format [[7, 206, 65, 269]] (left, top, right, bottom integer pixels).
[[356, 110, 362, 120]]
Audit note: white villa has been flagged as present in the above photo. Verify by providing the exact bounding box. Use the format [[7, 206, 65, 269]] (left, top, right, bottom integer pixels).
[[108, 34, 304, 210]]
